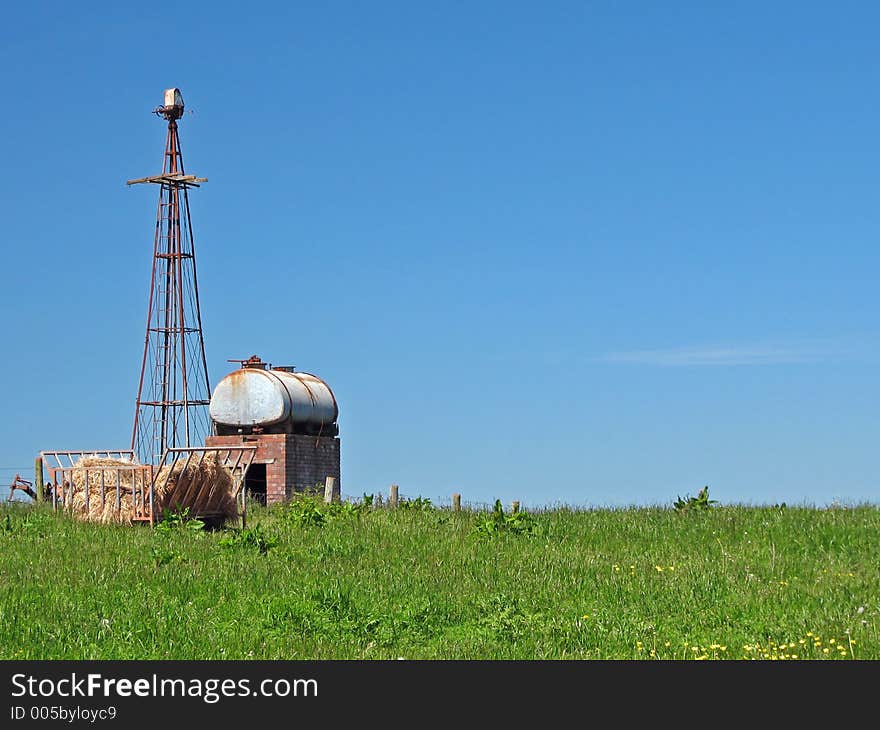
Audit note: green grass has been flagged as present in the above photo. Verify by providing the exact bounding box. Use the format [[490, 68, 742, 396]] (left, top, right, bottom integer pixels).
[[0, 497, 877, 659]]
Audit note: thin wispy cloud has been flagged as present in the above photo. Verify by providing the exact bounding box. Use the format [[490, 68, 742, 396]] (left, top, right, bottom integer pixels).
[[598, 343, 835, 367]]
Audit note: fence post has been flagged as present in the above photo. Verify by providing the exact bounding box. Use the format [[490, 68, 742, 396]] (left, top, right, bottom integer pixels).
[[452, 493, 461, 512], [324, 476, 337, 504], [389, 484, 399, 509], [512, 500, 520, 513], [34, 457, 44, 504]]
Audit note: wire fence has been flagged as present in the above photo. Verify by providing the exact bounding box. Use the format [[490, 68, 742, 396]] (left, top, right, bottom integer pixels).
[[341, 488, 500, 513]]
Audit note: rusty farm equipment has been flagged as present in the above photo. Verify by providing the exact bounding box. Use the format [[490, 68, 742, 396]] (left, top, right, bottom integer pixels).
[[7, 474, 39, 502]]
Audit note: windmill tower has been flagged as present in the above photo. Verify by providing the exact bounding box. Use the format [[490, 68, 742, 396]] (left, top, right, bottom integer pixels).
[[128, 88, 211, 466]]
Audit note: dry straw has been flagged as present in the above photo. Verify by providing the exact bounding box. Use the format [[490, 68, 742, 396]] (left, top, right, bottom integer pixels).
[[64, 454, 238, 524]]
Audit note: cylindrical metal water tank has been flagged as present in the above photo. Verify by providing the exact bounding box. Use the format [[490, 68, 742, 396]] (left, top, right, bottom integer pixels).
[[209, 366, 338, 436]]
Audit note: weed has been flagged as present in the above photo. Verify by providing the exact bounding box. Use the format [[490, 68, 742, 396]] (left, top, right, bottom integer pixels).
[[473, 500, 535, 537], [218, 524, 278, 554], [0, 509, 50, 537], [674, 486, 718, 514], [156, 506, 205, 532], [328, 501, 364, 519], [477, 594, 537, 639], [150, 545, 181, 567], [281, 494, 371, 528], [398, 496, 434, 512]]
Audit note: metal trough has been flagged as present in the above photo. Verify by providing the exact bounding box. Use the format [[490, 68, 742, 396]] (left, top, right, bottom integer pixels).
[[152, 446, 256, 528]]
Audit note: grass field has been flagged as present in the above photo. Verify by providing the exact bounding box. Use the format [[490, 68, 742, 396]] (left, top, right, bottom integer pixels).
[[0, 495, 877, 660]]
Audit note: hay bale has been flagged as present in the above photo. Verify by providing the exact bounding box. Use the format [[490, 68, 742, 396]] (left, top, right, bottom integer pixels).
[[63, 454, 239, 525], [63, 456, 146, 525], [154, 452, 238, 520]]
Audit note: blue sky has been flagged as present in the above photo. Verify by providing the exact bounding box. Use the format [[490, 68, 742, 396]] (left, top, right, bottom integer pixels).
[[1, 1, 878, 508]]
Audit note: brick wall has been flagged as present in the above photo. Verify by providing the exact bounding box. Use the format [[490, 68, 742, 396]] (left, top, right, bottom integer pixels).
[[205, 434, 341, 505]]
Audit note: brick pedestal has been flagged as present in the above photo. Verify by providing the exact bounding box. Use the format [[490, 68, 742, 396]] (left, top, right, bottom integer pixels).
[[206, 433, 341, 504]]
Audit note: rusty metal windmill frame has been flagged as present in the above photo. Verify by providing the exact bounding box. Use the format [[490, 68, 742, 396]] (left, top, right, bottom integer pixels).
[[129, 88, 212, 468]]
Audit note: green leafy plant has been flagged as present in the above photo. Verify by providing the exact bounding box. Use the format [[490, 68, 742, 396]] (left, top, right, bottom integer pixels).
[[673, 486, 718, 514], [476, 593, 537, 639], [283, 496, 329, 528], [156, 506, 205, 532], [218, 523, 278, 554], [280, 493, 372, 528], [0, 510, 49, 537], [150, 545, 181, 567], [329, 501, 363, 519], [473, 500, 535, 538], [398, 496, 434, 512]]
